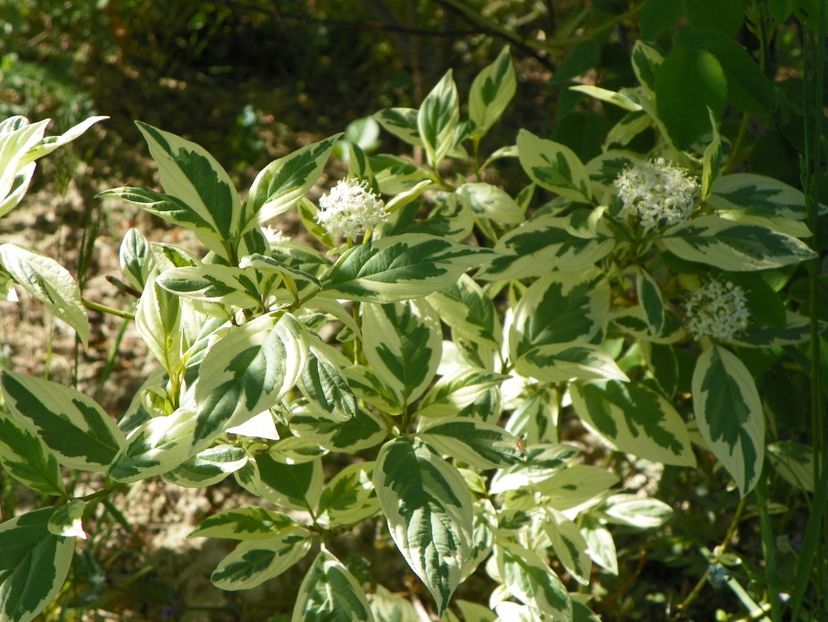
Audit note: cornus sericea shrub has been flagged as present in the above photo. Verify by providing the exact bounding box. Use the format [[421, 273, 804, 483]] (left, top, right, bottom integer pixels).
[[0, 44, 819, 621]]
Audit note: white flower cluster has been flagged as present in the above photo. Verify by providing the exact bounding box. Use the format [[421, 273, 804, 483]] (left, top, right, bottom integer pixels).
[[614, 158, 699, 232], [316, 179, 386, 240], [684, 279, 750, 342], [261, 225, 289, 245]]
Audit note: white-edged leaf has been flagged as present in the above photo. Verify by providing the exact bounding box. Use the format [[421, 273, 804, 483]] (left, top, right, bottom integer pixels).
[[570, 84, 643, 111], [692, 344, 765, 496], [165, 443, 248, 487], [318, 462, 380, 528], [543, 509, 592, 586], [0, 118, 49, 217], [321, 234, 492, 303], [362, 299, 442, 406], [119, 227, 155, 291], [190, 507, 297, 540], [601, 494, 673, 528], [374, 108, 422, 147], [515, 344, 629, 384], [370, 585, 420, 622], [420, 418, 523, 470], [632, 266, 665, 335], [374, 438, 474, 615], [708, 173, 819, 221], [418, 70, 460, 168], [156, 264, 262, 308], [417, 368, 506, 419], [489, 444, 580, 495], [535, 465, 618, 510], [581, 522, 618, 575], [245, 453, 323, 512], [457, 182, 523, 226], [47, 499, 87, 540], [767, 441, 814, 492], [22, 116, 107, 163], [0, 370, 125, 472], [571, 380, 696, 467], [495, 540, 572, 620], [136, 277, 182, 375], [0, 507, 75, 622], [427, 274, 502, 350], [469, 45, 517, 136], [517, 129, 592, 202], [0, 412, 65, 496], [210, 527, 312, 591], [108, 408, 198, 483], [289, 403, 387, 453], [0, 243, 89, 346], [292, 549, 375, 622], [194, 312, 306, 449]]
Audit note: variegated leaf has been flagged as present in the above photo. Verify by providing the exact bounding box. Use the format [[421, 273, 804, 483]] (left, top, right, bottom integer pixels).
[[0, 243, 89, 346], [165, 444, 248, 487], [248, 453, 323, 512], [0, 370, 125, 472], [600, 494, 673, 528], [321, 234, 492, 303], [298, 342, 358, 421], [0, 412, 64, 496], [243, 134, 340, 231], [570, 85, 643, 112], [692, 344, 764, 496], [416, 368, 506, 419], [156, 264, 262, 309], [119, 227, 155, 291], [374, 438, 474, 615], [289, 403, 387, 453], [268, 436, 327, 464], [701, 110, 722, 200], [490, 444, 580, 495], [317, 462, 380, 528], [419, 418, 523, 470], [570, 380, 696, 467], [469, 45, 517, 137], [767, 441, 814, 492], [510, 270, 610, 367], [362, 299, 442, 407], [190, 507, 296, 540], [504, 386, 560, 445], [515, 344, 628, 384], [0, 118, 50, 217], [370, 154, 431, 195], [708, 173, 817, 221], [543, 509, 592, 586], [660, 215, 815, 271], [135, 121, 242, 251], [194, 313, 306, 449], [211, 526, 312, 591], [535, 465, 618, 510], [370, 585, 420, 622], [418, 70, 460, 168], [0, 507, 75, 622], [632, 266, 665, 335], [631, 40, 664, 94], [108, 408, 198, 483], [457, 182, 523, 226], [47, 499, 87, 540], [292, 549, 375, 622], [517, 129, 592, 203], [479, 211, 614, 281], [374, 108, 422, 147], [427, 274, 502, 350], [21, 116, 107, 164], [136, 277, 182, 375], [609, 307, 686, 344], [582, 521, 618, 574], [495, 540, 572, 620]]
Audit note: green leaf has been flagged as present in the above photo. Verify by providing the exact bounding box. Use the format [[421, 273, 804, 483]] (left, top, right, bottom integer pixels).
[[656, 46, 727, 149], [190, 507, 297, 540], [633, 266, 666, 336], [543, 509, 592, 586], [362, 300, 442, 406], [420, 418, 523, 470], [243, 134, 340, 231], [292, 549, 375, 622], [701, 110, 722, 200], [701, 35, 777, 114], [479, 211, 614, 281], [250, 453, 323, 512], [571, 381, 696, 467], [768, 441, 814, 492], [374, 439, 474, 615], [135, 121, 241, 256], [119, 227, 155, 291], [136, 278, 182, 376], [318, 462, 380, 528], [640, 0, 684, 39], [108, 408, 198, 483], [686, 0, 747, 36], [194, 313, 306, 449], [692, 344, 764, 496], [510, 269, 610, 363], [210, 526, 312, 591], [0, 507, 76, 622], [0, 370, 125, 472], [0, 118, 50, 217], [418, 70, 460, 168], [469, 45, 517, 137], [374, 108, 422, 147], [496, 540, 572, 620], [165, 444, 248, 488], [0, 412, 64, 496], [660, 215, 816, 270], [321, 234, 492, 303], [631, 40, 664, 94], [517, 129, 592, 202], [0, 243, 89, 347]]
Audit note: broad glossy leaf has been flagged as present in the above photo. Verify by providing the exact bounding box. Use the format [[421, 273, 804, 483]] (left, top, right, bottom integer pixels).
[[692, 344, 764, 496], [517, 129, 592, 202], [0, 371, 125, 472], [194, 313, 306, 449], [292, 549, 375, 622], [420, 417, 523, 470], [108, 408, 197, 483], [660, 215, 815, 270], [0, 412, 64, 496], [479, 211, 613, 281], [571, 380, 696, 467], [0, 243, 89, 346], [243, 134, 340, 230], [374, 438, 474, 615], [0, 507, 75, 622], [190, 507, 296, 540], [249, 453, 323, 512], [211, 526, 312, 591], [362, 299, 442, 406], [318, 462, 380, 528], [469, 45, 517, 136], [496, 540, 572, 620], [165, 443, 248, 487], [322, 234, 492, 303], [418, 70, 460, 168]]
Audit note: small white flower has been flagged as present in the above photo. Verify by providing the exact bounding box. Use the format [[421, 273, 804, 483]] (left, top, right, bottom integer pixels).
[[614, 158, 699, 232], [684, 279, 750, 342], [316, 179, 386, 240], [261, 225, 289, 245]]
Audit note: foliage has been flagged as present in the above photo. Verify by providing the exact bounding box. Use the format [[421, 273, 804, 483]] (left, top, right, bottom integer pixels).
[[0, 2, 827, 621]]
